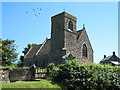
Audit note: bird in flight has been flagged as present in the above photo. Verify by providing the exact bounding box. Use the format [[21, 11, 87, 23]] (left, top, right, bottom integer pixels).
[[25, 8, 42, 18]]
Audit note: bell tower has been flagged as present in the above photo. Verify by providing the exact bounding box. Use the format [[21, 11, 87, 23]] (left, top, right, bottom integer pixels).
[[51, 12, 77, 52]]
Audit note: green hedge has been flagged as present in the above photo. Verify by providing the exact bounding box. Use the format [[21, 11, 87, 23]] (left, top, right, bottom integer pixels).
[[46, 60, 120, 90]]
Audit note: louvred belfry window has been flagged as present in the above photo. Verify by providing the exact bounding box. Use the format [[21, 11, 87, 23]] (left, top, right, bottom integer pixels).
[[68, 21, 73, 31]]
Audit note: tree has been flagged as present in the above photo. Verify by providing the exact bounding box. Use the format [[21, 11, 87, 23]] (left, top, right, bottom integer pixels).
[[2, 39, 18, 66], [0, 38, 2, 65]]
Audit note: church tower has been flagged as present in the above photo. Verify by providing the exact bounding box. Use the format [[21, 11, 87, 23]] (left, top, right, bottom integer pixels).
[[51, 12, 77, 50], [50, 12, 77, 63]]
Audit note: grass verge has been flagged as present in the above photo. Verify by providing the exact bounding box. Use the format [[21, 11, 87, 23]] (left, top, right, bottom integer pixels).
[[2, 79, 61, 89]]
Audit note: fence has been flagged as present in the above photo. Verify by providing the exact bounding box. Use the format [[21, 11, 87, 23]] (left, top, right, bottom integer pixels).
[[35, 67, 47, 80]]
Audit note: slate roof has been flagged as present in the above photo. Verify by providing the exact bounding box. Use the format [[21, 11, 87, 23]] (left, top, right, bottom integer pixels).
[[24, 38, 51, 59], [100, 52, 120, 64], [24, 44, 42, 59], [101, 55, 112, 62], [36, 38, 51, 55], [76, 29, 83, 40]]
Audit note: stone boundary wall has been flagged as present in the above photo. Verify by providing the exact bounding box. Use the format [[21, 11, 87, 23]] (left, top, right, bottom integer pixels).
[[0, 68, 35, 83], [0, 69, 10, 83], [9, 69, 32, 82]]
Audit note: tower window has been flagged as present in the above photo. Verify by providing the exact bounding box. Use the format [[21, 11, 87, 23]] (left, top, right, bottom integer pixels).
[[82, 44, 87, 57], [68, 21, 73, 31]]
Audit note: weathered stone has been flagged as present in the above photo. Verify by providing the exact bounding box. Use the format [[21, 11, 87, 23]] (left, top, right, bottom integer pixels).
[[0, 70, 10, 83]]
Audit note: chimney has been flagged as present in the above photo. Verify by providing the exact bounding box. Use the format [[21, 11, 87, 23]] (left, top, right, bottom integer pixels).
[[104, 55, 106, 58], [113, 52, 115, 55]]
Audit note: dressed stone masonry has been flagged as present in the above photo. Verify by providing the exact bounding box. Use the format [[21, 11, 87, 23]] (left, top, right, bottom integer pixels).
[[23, 12, 94, 67]]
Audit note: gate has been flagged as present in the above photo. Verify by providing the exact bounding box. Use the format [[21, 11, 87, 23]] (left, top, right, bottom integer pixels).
[[35, 68, 47, 80]]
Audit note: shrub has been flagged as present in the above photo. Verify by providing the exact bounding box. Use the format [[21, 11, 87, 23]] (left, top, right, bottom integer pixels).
[[46, 59, 120, 89]]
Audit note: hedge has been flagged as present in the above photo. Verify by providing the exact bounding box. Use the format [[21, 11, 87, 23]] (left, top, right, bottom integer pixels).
[[46, 60, 120, 90]]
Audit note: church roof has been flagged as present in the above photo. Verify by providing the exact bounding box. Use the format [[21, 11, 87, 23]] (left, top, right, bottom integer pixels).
[[76, 29, 84, 40], [24, 44, 42, 59], [36, 38, 51, 56], [24, 38, 51, 59]]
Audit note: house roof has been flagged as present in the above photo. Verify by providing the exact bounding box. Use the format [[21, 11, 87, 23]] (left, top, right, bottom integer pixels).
[[101, 55, 112, 62], [24, 38, 51, 59], [100, 52, 120, 63]]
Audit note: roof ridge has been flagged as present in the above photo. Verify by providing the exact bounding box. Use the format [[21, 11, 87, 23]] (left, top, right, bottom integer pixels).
[[24, 46, 33, 58]]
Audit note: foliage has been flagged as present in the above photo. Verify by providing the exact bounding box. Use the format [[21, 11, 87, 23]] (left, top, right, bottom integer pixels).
[[2, 79, 61, 88], [2, 39, 18, 66], [0, 38, 2, 64], [46, 59, 120, 90]]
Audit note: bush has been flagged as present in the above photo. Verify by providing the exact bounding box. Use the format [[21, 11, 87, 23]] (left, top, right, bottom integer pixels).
[[46, 60, 120, 89]]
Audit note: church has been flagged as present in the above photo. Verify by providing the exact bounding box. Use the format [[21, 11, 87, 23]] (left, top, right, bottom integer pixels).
[[23, 12, 94, 67]]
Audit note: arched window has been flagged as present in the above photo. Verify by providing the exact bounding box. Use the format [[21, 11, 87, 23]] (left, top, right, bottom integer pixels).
[[82, 44, 87, 57], [68, 21, 73, 31]]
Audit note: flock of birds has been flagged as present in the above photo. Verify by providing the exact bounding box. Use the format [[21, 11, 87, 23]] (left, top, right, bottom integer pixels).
[[26, 8, 42, 17]]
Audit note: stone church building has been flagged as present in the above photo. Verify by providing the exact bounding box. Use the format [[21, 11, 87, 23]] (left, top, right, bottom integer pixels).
[[23, 12, 94, 67]]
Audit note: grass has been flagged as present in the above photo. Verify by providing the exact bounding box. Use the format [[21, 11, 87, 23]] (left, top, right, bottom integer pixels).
[[0, 65, 29, 70], [36, 68, 46, 72], [2, 79, 61, 89]]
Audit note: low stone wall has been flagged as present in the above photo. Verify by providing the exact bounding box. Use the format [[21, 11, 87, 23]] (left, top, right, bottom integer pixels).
[[0, 68, 36, 83], [0, 69, 10, 83], [9, 69, 31, 82]]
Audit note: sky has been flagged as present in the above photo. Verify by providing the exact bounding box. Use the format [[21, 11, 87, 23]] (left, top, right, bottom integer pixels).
[[2, 2, 118, 63], [118, 1, 120, 58]]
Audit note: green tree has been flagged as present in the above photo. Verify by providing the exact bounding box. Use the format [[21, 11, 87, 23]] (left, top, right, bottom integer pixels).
[[2, 39, 18, 66], [0, 38, 2, 65]]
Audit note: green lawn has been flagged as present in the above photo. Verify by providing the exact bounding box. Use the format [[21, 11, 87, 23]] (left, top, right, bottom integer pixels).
[[2, 79, 61, 89]]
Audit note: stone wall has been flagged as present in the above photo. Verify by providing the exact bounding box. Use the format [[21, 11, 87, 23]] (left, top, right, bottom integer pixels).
[[9, 69, 31, 82], [0, 67, 36, 83], [0, 69, 10, 83]]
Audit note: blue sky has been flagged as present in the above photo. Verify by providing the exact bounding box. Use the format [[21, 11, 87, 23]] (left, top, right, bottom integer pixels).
[[118, 1, 120, 58], [2, 2, 118, 63]]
